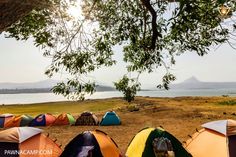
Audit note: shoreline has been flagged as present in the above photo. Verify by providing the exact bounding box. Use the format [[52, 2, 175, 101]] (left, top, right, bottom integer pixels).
[[0, 95, 235, 106]]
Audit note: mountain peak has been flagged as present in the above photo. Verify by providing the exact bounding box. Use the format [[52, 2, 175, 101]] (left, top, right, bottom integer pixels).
[[183, 76, 200, 83]]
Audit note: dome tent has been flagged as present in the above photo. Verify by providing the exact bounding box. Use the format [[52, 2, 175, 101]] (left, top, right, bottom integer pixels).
[[75, 112, 99, 126], [0, 127, 62, 157], [126, 127, 192, 157], [100, 111, 121, 126], [60, 130, 122, 157], [30, 113, 56, 126], [185, 119, 236, 157], [5, 115, 33, 127], [52, 113, 76, 126], [0, 113, 14, 128]]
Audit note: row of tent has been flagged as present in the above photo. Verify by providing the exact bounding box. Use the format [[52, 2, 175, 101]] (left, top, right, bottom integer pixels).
[[0, 119, 234, 157], [0, 111, 121, 128]]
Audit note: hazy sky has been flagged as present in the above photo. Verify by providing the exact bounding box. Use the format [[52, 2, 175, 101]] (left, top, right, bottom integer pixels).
[[1, 33, 236, 88], [1, 2, 236, 88]]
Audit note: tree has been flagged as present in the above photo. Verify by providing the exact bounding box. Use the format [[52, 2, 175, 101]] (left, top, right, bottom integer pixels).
[[114, 75, 141, 102], [2, 0, 236, 101]]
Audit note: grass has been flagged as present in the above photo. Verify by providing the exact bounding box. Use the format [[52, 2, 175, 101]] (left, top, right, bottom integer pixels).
[[1, 96, 236, 153], [0, 98, 127, 116], [217, 100, 236, 106]]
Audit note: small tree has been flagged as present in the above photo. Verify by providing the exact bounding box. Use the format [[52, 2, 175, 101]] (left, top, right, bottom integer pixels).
[[114, 75, 141, 102]]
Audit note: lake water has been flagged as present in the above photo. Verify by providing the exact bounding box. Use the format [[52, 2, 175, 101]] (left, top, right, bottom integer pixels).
[[1, 89, 236, 105]]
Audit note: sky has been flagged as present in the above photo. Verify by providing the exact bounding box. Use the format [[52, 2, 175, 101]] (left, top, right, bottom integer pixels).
[[1, 3, 236, 88], [1, 33, 236, 88]]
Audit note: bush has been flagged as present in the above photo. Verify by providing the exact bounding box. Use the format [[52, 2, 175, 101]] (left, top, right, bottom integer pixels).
[[218, 100, 236, 106]]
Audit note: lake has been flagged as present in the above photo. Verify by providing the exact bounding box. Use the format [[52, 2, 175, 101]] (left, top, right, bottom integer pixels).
[[1, 88, 236, 105]]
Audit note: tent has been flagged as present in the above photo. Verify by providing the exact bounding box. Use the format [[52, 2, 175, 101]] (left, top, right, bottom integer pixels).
[[52, 113, 76, 126], [185, 119, 236, 157], [100, 111, 121, 126], [75, 112, 99, 126], [126, 127, 192, 157], [30, 113, 56, 126], [4, 115, 33, 127], [60, 129, 122, 157], [0, 127, 62, 157], [0, 114, 14, 128]]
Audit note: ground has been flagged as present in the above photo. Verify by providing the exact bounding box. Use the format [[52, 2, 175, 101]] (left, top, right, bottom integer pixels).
[[1, 96, 236, 154]]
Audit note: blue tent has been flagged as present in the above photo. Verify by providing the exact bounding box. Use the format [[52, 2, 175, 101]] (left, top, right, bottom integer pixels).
[[100, 111, 121, 126], [29, 113, 56, 126]]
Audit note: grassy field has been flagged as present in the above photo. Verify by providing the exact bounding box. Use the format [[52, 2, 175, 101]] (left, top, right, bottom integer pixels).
[[0, 98, 127, 116], [1, 96, 236, 154]]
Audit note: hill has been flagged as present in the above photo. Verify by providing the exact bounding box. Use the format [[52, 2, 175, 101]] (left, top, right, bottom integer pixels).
[[170, 76, 236, 89], [0, 79, 115, 94], [0, 79, 58, 89]]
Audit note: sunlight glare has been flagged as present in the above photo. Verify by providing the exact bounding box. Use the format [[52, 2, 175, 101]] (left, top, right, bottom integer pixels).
[[68, 0, 83, 19]]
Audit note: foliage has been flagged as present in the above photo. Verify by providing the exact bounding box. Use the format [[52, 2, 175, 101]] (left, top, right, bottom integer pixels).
[[218, 100, 236, 106], [2, 0, 236, 101], [51, 79, 96, 100], [114, 75, 141, 102]]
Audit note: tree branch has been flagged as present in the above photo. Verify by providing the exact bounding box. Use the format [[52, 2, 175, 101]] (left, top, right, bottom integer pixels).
[[140, 0, 161, 50]]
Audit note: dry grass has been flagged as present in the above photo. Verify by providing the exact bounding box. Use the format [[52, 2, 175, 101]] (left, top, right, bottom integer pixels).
[[1, 96, 236, 154]]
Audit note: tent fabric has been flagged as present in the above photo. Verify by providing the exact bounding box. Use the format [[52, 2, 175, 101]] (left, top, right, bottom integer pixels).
[[201, 120, 227, 135], [0, 114, 14, 128], [18, 127, 42, 143], [185, 119, 236, 157], [229, 135, 236, 157], [75, 112, 99, 126], [126, 127, 192, 157], [5, 115, 33, 128], [100, 111, 121, 126], [52, 113, 75, 126], [0, 127, 20, 143], [0, 127, 42, 143], [0, 127, 62, 157], [185, 129, 227, 157], [226, 119, 236, 136], [202, 119, 236, 136], [60, 130, 122, 157], [30, 114, 56, 126], [77, 146, 94, 157], [0, 114, 14, 117], [19, 133, 62, 157]]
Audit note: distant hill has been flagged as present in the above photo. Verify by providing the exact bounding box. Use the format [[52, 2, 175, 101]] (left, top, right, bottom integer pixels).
[[0, 88, 52, 94], [95, 85, 115, 91], [0, 79, 58, 89], [0, 79, 115, 94], [170, 76, 236, 89]]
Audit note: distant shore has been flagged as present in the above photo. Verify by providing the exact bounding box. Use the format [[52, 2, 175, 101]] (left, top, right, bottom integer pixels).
[[0, 88, 52, 94], [1, 89, 236, 105]]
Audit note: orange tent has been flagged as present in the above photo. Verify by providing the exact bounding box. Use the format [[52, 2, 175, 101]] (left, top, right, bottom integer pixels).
[[60, 129, 122, 157], [185, 119, 236, 157], [0, 127, 62, 157], [52, 113, 75, 126], [0, 114, 14, 128], [4, 115, 33, 127]]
